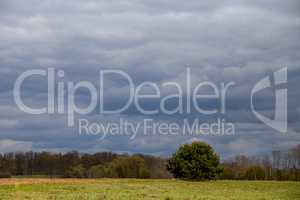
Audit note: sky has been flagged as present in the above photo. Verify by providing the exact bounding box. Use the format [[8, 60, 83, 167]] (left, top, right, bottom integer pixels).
[[0, 0, 300, 158]]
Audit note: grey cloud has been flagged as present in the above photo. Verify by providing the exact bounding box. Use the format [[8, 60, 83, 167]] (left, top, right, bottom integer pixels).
[[0, 0, 299, 156]]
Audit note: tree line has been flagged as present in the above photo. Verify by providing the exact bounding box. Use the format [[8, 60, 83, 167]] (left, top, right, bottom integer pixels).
[[0, 144, 299, 180], [0, 151, 171, 179], [221, 144, 300, 181]]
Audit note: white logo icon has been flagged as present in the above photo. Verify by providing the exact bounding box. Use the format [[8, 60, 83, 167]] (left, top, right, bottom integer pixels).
[[251, 68, 287, 133]]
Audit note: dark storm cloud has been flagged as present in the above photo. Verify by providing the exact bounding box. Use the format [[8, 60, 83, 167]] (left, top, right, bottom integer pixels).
[[0, 0, 299, 156]]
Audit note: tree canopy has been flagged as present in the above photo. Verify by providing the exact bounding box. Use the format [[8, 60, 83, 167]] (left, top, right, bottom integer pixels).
[[167, 141, 223, 180]]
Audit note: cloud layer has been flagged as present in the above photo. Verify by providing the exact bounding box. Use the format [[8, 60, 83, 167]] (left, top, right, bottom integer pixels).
[[0, 0, 300, 158]]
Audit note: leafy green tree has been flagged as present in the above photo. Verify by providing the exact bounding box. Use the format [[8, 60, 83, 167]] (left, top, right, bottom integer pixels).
[[87, 165, 107, 178], [167, 141, 223, 180], [107, 156, 150, 178], [66, 164, 86, 178]]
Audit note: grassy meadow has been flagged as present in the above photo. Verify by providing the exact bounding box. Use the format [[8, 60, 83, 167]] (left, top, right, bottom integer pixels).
[[0, 179, 299, 200]]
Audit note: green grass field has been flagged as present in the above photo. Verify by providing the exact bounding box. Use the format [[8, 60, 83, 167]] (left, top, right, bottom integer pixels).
[[0, 179, 299, 200]]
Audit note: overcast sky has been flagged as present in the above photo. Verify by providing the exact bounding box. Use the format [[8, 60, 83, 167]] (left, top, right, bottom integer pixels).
[[0, 0, 300, 158]]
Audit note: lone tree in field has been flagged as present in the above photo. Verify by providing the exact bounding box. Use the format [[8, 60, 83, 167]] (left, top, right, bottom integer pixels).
[[167, 141, 223, 180]]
